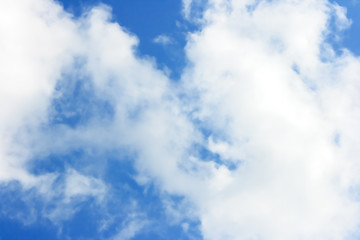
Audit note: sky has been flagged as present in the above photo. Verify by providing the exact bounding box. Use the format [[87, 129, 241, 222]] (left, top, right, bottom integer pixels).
[[1, 0, 360, 239]]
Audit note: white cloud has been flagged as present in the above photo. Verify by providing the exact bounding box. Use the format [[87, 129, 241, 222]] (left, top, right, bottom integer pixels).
[[153, 34, 173, 45], [64, 169, 107, 202], [182, 0, 195, 19], [112, 216, 149, 240], [0, 0, 77, 185], [179, 0, 360, 239]]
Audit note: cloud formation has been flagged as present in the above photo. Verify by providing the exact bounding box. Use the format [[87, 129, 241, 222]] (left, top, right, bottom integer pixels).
[[180, 0, 360, 239], [1, 0, 360, 239]]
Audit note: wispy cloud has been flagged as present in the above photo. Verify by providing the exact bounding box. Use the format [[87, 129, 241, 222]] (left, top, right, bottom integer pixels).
[[153, 34, 173, 45]]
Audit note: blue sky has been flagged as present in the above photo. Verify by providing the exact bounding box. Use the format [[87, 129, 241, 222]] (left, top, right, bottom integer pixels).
[[2, 0, 360, 240], [336, 0, 360, 54]]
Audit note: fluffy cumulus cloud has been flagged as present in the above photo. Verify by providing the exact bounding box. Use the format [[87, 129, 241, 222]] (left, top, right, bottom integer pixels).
[[181, 0, 360, 239], [2, 0, 360, 239], [0, 0, 75, 185]]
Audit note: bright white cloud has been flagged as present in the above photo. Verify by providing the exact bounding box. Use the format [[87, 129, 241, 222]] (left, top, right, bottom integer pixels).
[[0, 0, 77, 185], [179, 0, 360, 239]]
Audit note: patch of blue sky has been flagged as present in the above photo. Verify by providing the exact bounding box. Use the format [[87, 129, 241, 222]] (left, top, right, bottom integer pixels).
[[0, 183, 58, 240], [334, 0, 360, 55], [7, 153, 202, 239], [0, 218, 57, 240], [0, 184, 104, 239], [190, 142, 239, 171], [50, 73, 115, 129], [186, 119, 242, 171], [323, 1, 360, 56], [28, 150, 83, 176], [96, 159, 202, 239]]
